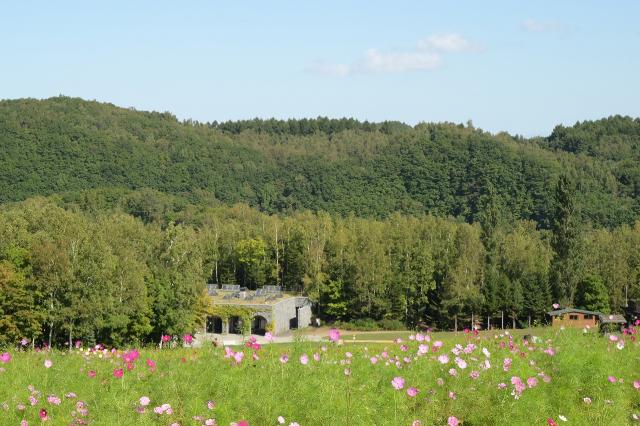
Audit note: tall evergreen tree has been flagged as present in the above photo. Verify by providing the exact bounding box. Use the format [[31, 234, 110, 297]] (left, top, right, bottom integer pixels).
[[549, 175, 581, 305]]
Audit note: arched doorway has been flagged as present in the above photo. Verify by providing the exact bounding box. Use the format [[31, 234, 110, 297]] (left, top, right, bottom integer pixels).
[[229, 316, 243, 334], [251, 315, 268, 335], [206, 316, 222, 334]]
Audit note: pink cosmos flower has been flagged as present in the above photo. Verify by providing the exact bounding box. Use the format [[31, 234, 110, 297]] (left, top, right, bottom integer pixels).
[[140, 396, 150, 406], [454, 357, 467, 369], [344, 368, 351, 376], [46, 395, 61, 405], [207, 400, 216, 410], [633, 380, 640, 390], [205, 420, 216, 426], [233, 351, 244, 364], [608, 376, 617, 383], [20, 420, 27, 426], [447, 416, 459, 426], [498, 383, 507, 389], [28, 396, 37, 406], [313, 353, 321, 362], [43, 359, 52, 369], [87, 370, 96, 378], [448, 391, 456, 400], [279, 354, 289, 364], [552, 303, 560, 309], [391, 376, 405, 390], [146, 359, 156, 370], [412, 421, 421, 426], [329, 328, 340, 342], [609, 335, 619, 342], [547, 419, 558, 426], [527, 377, 538, 388], [503, 358, 512, 372], [470, 371, 480, 379], [0, 352, 11, 363], [448, 368, 457, 376], [299, 354, 309, 365], [407, 387, 418, 397], [433, 341, 443, 350], [438, 355, 449, 364], [265, 332, 274, 341], [113, 368, 124, 378]]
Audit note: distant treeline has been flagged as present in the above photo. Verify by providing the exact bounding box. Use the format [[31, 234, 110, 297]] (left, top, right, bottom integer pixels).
[[0, 184, 638, 347], [1, 97, 640, 228]]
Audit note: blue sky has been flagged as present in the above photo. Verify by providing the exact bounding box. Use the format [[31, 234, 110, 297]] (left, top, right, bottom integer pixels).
[[1, 1, 639, 136]]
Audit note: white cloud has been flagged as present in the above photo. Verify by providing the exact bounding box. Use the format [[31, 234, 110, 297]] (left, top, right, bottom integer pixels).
[[356, 48, 441, 73], [418, 33, 475, 52], [521, 18, 560, 33], [307, 33, 478, 76]]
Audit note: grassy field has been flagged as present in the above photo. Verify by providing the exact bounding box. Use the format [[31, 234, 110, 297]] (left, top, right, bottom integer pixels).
[[0, 327, 639, 425]]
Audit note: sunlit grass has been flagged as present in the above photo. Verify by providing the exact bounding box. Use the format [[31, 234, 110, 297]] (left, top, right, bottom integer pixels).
[[0, 328, 638, 425]]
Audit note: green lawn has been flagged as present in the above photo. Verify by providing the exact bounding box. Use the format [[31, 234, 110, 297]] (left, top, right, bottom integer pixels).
[[0, 327, 638, 425]]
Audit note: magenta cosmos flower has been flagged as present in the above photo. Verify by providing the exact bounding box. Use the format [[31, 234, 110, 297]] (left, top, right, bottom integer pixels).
[[407, 387, 418, 397], [0, 352, 11, 363], [113, 368, 124, 378], [391, 376, 405, 390], [329, 328, 340, 342]]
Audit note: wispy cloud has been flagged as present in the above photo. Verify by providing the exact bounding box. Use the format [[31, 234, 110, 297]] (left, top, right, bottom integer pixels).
[[418, 33, 478, 52], [521, 18, 561, 33], [357, 48, 441, 73], [307, 33, 478, 76]]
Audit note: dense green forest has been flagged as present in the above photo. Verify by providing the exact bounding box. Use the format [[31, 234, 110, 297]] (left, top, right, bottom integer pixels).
[[1, 97, 639, 346], [2, 97, 639, 227]]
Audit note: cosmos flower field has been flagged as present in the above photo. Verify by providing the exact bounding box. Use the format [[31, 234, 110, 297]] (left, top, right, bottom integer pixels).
[[0, 326, 639, 426]]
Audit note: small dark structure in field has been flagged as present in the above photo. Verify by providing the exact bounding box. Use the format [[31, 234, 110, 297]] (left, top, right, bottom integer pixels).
[[547, 308, 626, 329], [203, 284, 312, 336]]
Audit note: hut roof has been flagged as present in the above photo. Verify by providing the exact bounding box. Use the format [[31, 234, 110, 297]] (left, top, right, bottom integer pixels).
[[546, 308, 602, 316]]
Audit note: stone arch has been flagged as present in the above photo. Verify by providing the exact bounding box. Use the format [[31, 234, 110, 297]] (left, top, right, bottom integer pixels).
[[251, 315, 268, 335], [206, 316, 222, 334], [229, 316, 244, 334]]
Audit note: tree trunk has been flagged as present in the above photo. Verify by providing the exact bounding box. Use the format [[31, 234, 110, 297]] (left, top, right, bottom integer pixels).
[[528, 315, 531, 329], [501, 311, 504, 330], [68, 327, 72, 351], [512, 315, 516, 329], [471, 312, 474, 330], [48, 322, 53, 348], [487, 315, 490, 331], [454, 314, 458, 332]]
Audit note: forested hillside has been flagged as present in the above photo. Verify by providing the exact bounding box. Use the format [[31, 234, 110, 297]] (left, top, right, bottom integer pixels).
[[1, 97, 638, 228], [1, 96, 639, 346]]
